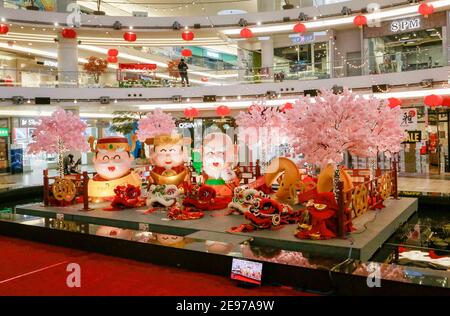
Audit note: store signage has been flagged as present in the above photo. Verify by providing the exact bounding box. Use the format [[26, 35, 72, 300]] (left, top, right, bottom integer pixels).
[[289, 33, 315, 44], [206, 51, 220, 60], [390, 18, 421, 33], [43, 60, 58, 68], [0, 127, 9, 137], [119, 63, 157, 70], [178, 122, 200, 129], [404, 130, 422, 143], [19, 118, 41, 127], [399, 108, 418, 131]]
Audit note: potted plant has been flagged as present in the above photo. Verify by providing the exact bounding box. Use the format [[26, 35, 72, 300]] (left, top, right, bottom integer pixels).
[[26, 0, 39, 10], [93, 0, 105, 15], [83, 56, 108, 84]]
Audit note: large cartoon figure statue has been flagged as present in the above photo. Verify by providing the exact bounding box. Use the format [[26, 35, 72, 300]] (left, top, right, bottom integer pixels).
[[148, 134, 191, 187], [202, 132, 239, 198], [88, 136, 141, 200]]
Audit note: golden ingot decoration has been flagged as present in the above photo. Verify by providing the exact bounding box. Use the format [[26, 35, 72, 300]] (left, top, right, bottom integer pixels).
[[379, 173, 392, 201], [352, 184, 369, 217], [52, 178, 76, 202], [264, 157, 301, 201], [150, 169, 188, 186]]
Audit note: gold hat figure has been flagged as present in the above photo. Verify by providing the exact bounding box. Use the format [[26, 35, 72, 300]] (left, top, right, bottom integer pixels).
[[145, 134, 191, 147], [88, 135, 137, 153]]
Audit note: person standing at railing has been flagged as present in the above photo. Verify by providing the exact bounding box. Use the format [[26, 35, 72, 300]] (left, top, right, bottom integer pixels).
[[178, 59, 190, 87]]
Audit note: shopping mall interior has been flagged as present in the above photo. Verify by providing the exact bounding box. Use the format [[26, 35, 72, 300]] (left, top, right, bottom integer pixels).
[[0, 0, 450, 297]]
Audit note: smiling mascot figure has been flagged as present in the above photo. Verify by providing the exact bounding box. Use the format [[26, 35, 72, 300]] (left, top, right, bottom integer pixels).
[[88, 136, 141, 200]]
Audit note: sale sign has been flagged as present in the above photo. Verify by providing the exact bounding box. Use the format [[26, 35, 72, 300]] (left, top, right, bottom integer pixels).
[[399, 108, 418, 131]]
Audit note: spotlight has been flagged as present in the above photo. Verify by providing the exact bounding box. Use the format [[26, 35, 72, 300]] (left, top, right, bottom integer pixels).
[[113, 21, 122, 30], [298, 12, 308, 21], [172, 21, 181, 30], [238, 18, 248, 27], [331, 85, 344, 95], [341, 7, 352, 15], [266, 91, 277, 99], [172, 95, 182, 103], [99, 96, 110, 104], [12, 96, 24, 105]]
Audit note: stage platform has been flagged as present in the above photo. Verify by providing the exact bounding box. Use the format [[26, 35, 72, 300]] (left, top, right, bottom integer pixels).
[[15, 197, 418, 261]]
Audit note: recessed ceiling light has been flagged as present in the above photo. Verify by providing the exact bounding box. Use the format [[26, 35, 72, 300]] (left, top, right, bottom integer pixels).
[[313, 16, 317, 20], [186, 98, 190, 102], [54, 22, 59, 27], [1, 18, 5, 22], [74, 100, 78, 104], [222, 96, 226, 101], [129, 26, 133, 30], [114, 99, 118, 103], [257, 21, 262, 26], [237, 95, 241, 100]]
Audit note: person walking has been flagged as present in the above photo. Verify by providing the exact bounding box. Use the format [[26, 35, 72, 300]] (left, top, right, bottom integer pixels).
[[178, 59, 189, 86]]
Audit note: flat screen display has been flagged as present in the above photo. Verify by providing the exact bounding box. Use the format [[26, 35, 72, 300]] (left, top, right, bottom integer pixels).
[[231, 258, 262, 285]]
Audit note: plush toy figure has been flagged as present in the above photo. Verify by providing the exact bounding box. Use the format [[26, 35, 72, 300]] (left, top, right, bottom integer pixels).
[[148, 134, 191, 187], [202, 132, 239, 198], [146, 184, 180, 207], [88, 136, 141, 200]]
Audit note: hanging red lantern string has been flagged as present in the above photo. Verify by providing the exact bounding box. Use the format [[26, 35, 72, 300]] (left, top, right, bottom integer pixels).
[[182, 30, 195, 41], [424, 94, 443, 107], [441, 96, 450, 107], [0, 24, 9, 35], [181, 48, 192, 57], [184, 107, 199, 120], [123, 31, 137, 42], [293, 23, 306, 33], [388, 97, 402, 109], [61, 28, 77, 39], [240, 27, 253, 38], [108, 48, 119, 57], [353, 15, 367, 28], [418, 3, 434, 18], [281, 102, 294, 111], [107, 55, 118, 63], [216, 105, 231, 117]]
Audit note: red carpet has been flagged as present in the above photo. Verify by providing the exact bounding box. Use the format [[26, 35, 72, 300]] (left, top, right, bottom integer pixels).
[[0, 236, 313, 296]]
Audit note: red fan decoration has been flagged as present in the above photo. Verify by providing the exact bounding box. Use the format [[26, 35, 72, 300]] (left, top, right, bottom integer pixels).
[[388, 97, 402, 109], [424, 94, 443, 107], [61, 28, 77, 39], [281, 102, 294, 111], [182, 30, 195, 41], [418, 3, 434, 18], [240, 27, 253, 38], [181, 48, 192, 57], [293, 23, 306, 33], [0, 24, 9, 35], [108, 48, 119, 57], [353, 15, 367, 28], [107, 55, 118, 63], [216, 105, 231, 117], [184, 107, 199, 119], [123, 32, 137, 42]]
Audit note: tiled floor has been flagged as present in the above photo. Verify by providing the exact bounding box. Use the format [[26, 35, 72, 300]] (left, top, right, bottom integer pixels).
[[1, 167, 450, 194]]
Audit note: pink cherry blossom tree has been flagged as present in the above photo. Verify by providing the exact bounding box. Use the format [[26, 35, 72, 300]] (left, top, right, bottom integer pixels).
[[28, 108, 89, 178], [136, 108, 176, 142]]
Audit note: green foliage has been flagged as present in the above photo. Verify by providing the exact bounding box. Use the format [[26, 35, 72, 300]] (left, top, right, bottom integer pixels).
[[110, 111, 146, 135]]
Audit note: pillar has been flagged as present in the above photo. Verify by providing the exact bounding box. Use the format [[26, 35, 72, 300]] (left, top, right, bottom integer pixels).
[[0, 1, 4, 8], [57, 35, 78, 87], [260, 38, 274, 78]]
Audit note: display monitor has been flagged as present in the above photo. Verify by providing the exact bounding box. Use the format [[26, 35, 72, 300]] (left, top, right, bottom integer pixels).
[[230, 258, 263, 285]]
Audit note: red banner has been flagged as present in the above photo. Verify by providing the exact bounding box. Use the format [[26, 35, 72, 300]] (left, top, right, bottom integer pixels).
[[119, 63, 157, 70]]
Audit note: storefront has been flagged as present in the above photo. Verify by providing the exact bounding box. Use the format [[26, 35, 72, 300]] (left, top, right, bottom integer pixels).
[[364, 12, 446, 75], [273, 32, 330, 79]]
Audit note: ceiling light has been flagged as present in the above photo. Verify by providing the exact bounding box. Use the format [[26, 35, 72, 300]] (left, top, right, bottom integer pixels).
[[1, 18, 6, 22], [54, 22, 59, 27], [74, 100, 78, 104], [114, 99, 118, 103], [257, 22, 262, 26], [186, 98, 190, 102], [129, 26, 133, 30], [237, 96, 241, 100]]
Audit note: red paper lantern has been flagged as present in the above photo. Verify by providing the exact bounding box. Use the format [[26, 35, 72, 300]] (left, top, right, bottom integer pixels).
[[240, 27, 253, 38], [442, 97, 450, 107], [0, 24, 9, 35], [216, 105, 231, 117], [424, 94, 443, 107], [61, 28, 77, 39], [123, 32, 137, 42], [293, 23, 306, 33], [108, 48, 119, 57], [418, 3, 434, 17], [388, 97, 402, 109], [182, 30, 195, 41], [353, 15, 367, 28], [281, 102, 294, 111], [184, 107, 199, 119], [107, 55, 118, 63], [181, 48, 192, 57]]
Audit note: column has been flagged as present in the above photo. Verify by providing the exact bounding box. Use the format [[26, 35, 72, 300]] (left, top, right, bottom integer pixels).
[[260, 38, 274, 79], [237, 41, 250, 82], [0, 1, 4, 8], [57, 35, 78, 87], [328, 30, 335, 78], [56, 0, 76, 12], [257, 0, 276, 12]]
